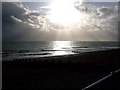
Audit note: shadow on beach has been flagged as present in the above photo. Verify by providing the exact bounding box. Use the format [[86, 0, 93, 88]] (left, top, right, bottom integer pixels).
[[2, 49, 120, 89]]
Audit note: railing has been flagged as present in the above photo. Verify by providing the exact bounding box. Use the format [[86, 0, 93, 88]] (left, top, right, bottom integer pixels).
[[82, 69, 120, 90]]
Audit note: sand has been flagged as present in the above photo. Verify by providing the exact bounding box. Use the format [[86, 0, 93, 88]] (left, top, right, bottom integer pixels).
[[2, 49, 120, 89]]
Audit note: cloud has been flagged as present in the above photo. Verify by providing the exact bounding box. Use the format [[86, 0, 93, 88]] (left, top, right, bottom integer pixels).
[[75, 3, 118, 32], [97, 6, 118, 17], [2, 0, 119, 2], [11, 16, 23, 23], [2, 2, 118, 41], [3, 2, 49, 30]]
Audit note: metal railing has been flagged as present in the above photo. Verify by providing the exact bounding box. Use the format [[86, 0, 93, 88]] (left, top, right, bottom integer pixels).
[[82, 69, 120, 90]]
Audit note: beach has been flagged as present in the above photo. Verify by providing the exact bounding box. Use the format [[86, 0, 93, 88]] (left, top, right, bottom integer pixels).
[[2, 49, 120, 89], [2, 1, 120, 89]]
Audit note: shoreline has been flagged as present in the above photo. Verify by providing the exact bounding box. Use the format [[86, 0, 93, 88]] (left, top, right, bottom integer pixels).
[[2, 47, 119, 61], [3, 48, 120, 64]]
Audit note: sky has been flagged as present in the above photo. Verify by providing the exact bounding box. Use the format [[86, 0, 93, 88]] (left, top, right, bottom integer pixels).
[[1, 0, 119, 2], [2, 0, 119, 41]]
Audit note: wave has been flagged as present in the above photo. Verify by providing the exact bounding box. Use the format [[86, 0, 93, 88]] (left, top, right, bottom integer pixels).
[[18, 50, 29, 53], [71, 46, 88, 48], [41, 49, 66, 51], [2, 49, 30, 53], [19, 53, 51, 56]]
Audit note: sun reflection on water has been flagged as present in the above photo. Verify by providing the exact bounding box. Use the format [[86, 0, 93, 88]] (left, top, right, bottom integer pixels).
[[52, 41, 74, 55]]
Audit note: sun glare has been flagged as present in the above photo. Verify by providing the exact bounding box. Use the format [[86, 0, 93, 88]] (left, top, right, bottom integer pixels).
[[48, 0, 82, 27], [52, 41, 73, 56]]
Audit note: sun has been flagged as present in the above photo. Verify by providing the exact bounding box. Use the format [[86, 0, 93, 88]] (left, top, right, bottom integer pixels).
[[48, 0, 82, 27]]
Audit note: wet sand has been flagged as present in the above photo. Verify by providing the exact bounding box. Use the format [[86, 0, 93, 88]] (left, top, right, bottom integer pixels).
[[2, 49, 120, 89]]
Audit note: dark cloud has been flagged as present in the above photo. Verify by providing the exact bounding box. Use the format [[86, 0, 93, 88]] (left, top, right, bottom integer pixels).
[[97, 6, 118, 18], [2, 2, 51, 41]]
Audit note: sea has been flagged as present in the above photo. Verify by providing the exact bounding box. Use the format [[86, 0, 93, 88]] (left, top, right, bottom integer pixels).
[[2, 41, 119, 61]]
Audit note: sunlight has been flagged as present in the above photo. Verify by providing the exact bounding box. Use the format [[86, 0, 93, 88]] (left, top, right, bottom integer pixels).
[[48, 0, 82, 27], [53, 41, 71, 50], [52, 41, 73, 55], [79, 0, 83, 5]]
